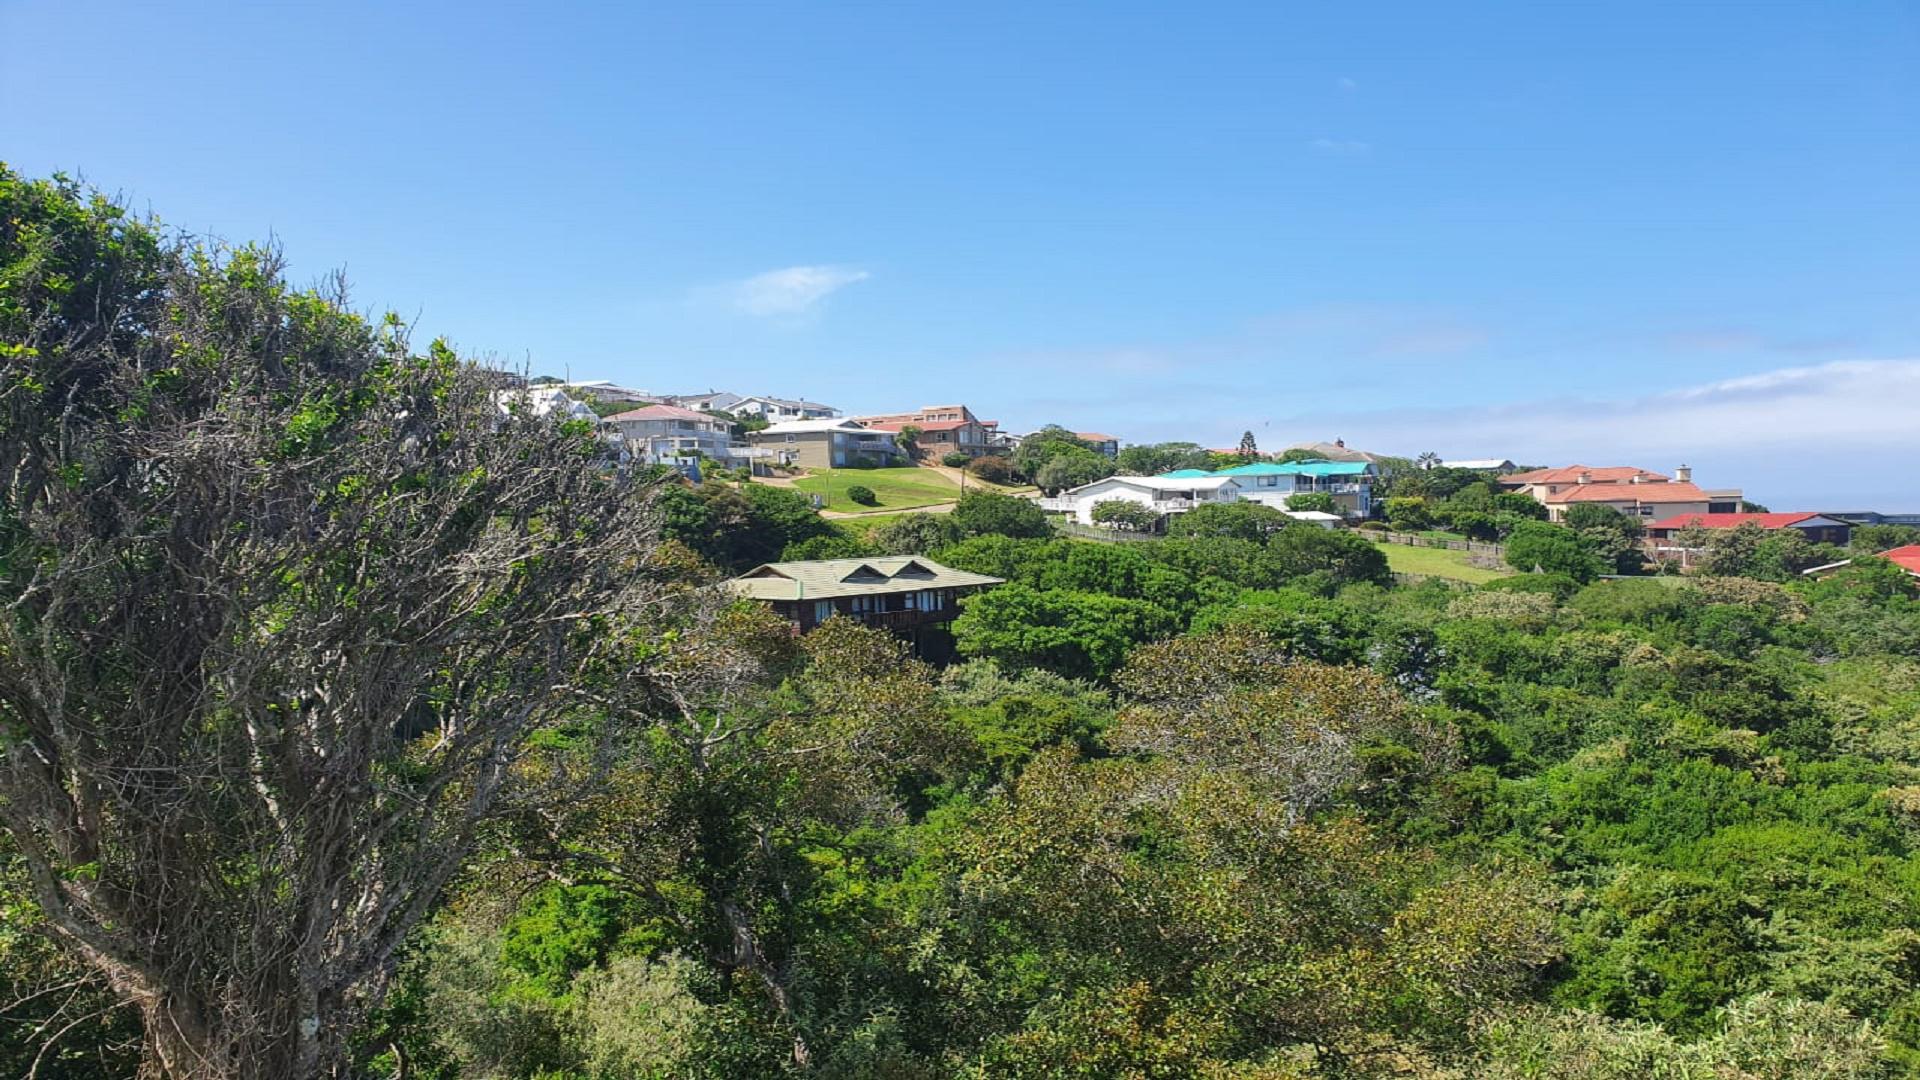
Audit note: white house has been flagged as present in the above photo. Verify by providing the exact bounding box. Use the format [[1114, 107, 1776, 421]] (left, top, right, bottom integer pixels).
[[732, 395, 842, 421], [492, 386, 600, 423], [556, 380, 657, 405], [605, 404, 749, 466], [1046, 475, 1243, 526]]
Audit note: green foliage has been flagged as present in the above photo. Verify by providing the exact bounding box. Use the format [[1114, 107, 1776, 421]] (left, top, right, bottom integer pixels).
[[950, 490, 1051, 539], [868, 511, 964, 554], [952, 582, 1179, 678], [1385, 495, 1434, 531], [1115, 441, 1211, 476], [659, 479, 835, 569], [1285, 491, 1338, 513], [844, 482, 877, 505], [941, 450, 971, 468], [1505, 520, 1608, 581], [1031, 446, 1115, 494], [1166, 500, 1288, 542], [1090, 498, 1160, 531]]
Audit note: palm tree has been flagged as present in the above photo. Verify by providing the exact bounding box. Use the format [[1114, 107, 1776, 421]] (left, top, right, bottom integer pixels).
[[1416, 451, 1441, 470]]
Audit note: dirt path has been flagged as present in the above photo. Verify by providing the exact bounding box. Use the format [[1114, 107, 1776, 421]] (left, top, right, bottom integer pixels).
[[820, 501, 956, 520]]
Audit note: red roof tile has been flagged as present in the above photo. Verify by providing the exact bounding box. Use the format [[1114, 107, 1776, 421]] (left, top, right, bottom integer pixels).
[[1506, 464, 1669, 486], [1877, 545, 1920, 573], [1646, 512, 1823, 530], [864, 419, 975, 432], [1546, 481, 1710, 504]]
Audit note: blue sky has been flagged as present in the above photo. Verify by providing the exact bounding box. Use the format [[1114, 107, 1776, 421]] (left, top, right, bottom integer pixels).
[[4, 1, 1918, 506]]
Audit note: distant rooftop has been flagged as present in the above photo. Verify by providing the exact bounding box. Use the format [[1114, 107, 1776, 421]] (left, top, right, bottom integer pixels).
[[727, 557, 1003, 601]]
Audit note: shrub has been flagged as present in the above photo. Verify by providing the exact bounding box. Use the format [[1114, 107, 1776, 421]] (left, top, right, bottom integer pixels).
[[869, 513, 964, 555], [952, 491, 1051, 539], [942, 451, 973, 469], [1168, 502, 1289, 542], [844, 484, 877, 506], [968, 455, 1016, 484], [1385, 496, 1434, 532], [1090, 500, 1161, 532], [1285, 492, 1339, 514], [1505, 521, 1607, 582]]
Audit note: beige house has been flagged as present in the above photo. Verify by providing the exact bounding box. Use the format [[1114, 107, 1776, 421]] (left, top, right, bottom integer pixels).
[[1502, 464, 1742, 521], [749, 418, 904, 469]]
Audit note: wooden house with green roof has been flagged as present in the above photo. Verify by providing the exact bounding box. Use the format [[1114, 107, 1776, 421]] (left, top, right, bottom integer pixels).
[[726, 556, 1004, 656]]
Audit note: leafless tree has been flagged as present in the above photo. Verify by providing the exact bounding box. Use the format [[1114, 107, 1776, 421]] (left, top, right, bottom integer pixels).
[[0, 189, 673, 1079]]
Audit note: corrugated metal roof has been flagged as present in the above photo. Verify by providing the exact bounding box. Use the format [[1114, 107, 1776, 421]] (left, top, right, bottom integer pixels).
[[726, 557, 1004, 601]]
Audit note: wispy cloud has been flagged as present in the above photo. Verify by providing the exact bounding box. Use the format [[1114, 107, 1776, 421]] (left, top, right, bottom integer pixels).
[[1336, 77, 1358, 92], [1297, 359, 1920, 505], [731, 265, 869, 317]]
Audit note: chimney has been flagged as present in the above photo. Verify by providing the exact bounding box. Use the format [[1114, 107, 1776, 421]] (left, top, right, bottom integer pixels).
[[1578, 470, 1591, 485], [1675, 464, 1692, 483]]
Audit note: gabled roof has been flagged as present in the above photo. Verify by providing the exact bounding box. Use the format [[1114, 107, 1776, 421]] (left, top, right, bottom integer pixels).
[[755, 418, 875, 434], [739, 395, 836, 410], [1547, 482, 1711, 504], [1442, 459, 1516, 471], [1075, 432, 1119, 443], [1646, 512, 1845, 531], [605, 404, 720, 423], [726, 557, 1004, 601], [1158, 469, 1214, 479]]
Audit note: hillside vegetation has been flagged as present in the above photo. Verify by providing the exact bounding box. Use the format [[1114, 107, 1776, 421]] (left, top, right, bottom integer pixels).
[[7, 165, 1920, 1080]]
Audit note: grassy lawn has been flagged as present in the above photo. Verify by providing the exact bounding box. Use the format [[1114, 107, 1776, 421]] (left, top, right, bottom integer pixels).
[[1375, 541, 1513, 584], [792, 467, 963, 512]]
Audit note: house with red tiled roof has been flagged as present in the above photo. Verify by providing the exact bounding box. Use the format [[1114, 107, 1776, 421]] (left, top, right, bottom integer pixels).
[[1646, 512, 1854, 547], [1801, 544, 1920, 581], [1075, 432, 1120, 458], [1882, 545, 1920, 575], [605, 404, 749, 466], [856, 405, 997, 457], [1502, 464, 1744, 521]]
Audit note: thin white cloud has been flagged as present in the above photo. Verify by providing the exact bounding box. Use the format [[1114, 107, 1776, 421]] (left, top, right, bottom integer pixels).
[[1337, 77, 1358, 91], [1302, 359, 1920, 505], [732, 265, 869, 317]]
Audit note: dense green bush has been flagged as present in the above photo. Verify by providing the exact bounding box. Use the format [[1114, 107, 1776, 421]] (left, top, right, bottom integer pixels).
[[844, 483, 877, 505], [942, 450, 972, 468]]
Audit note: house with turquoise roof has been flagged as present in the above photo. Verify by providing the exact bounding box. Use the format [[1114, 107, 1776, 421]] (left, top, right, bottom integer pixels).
[[1158, 459, 1375, 517]]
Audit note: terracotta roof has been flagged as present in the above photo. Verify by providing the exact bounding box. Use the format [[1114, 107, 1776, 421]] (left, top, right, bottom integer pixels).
[[864, 419, 975, 433], [1506, 464, 1668, 486], [605, 404, 719, 423], [1546, 481, 1710, 504], [1881, 545, 1920, 574], [1075, 432, 1119, 443], [1646, 512, 1824, 531]]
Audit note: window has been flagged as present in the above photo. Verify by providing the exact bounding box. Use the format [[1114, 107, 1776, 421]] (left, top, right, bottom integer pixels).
[[813, 600, 833, 623]]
